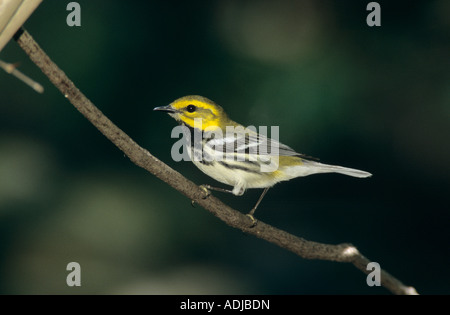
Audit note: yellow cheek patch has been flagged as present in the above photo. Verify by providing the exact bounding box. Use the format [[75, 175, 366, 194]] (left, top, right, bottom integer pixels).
[[179, 116, 221, 130], [170, 97, 224, 130]]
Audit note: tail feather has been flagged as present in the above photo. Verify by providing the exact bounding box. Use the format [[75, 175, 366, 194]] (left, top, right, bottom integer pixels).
[[298, 160, 372, 178], [317, 163, 372, 178]]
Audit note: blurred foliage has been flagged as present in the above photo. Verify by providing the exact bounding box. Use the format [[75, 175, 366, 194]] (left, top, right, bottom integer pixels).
[[0, 0, 449, 294]]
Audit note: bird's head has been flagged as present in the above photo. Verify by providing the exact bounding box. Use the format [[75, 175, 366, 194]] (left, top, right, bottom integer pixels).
[[154, 95, 229, 130]]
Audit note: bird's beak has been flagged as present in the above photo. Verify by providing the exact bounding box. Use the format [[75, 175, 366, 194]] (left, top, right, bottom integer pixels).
[[153, 105, 177, 113]]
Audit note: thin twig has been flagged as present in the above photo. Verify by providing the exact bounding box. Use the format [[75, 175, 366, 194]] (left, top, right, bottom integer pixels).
[[0, 59, 44, 93], [14, 28, 418, 295]]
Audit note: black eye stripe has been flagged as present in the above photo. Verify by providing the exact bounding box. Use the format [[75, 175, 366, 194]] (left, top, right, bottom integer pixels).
[[186, 104, 196, 113]]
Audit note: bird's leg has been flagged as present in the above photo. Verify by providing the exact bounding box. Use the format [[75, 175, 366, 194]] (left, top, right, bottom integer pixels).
[[192, 184, 235, 207], [199, 184, 234, 199], [246, 187, 270, 226], [197, 184, 267, 228], [248, 187, 270, 216]]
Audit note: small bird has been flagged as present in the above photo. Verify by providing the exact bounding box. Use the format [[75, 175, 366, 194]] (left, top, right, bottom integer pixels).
[[154, 95, 371, 218]]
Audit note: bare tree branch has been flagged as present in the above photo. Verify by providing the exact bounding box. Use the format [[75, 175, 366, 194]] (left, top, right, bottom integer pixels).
[[14, 28, 418, 295]]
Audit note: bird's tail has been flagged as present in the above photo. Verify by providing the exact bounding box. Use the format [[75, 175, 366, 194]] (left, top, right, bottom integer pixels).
[[300, 160, 372, 178], [283, 159, 372, 178]]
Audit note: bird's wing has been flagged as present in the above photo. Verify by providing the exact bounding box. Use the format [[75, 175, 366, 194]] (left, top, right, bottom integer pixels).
[[204, 127, 318, 160]]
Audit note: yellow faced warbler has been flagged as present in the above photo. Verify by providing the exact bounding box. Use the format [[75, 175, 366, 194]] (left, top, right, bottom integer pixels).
[[154, 95, 371, 217]]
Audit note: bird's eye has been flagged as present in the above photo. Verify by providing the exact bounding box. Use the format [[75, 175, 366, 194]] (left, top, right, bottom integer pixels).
[[186, 105, 196, 113]]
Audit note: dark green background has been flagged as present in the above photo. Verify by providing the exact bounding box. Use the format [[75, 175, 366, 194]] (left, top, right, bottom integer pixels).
[[0, 0, 448, 294]]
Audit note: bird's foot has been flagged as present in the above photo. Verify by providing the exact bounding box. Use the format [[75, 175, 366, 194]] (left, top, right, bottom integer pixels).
[[199, 185, 211, 199], [246, 213, 258, 228], [192, 185, 211, 207]]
